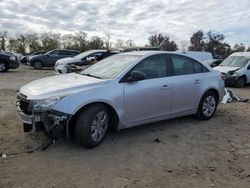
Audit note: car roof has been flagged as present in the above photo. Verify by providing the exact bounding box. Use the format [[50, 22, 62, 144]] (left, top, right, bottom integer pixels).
[[119, 50, 203, 61], [231, 52, 250, 57]]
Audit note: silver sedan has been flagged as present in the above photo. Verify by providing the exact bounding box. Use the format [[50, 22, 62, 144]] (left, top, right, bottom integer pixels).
[[17, 51, 225, 148]]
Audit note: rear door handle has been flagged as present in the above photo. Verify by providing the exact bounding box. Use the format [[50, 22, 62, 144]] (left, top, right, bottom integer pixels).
[[161, 84, 169, 90], [195, 79, 201, 84]]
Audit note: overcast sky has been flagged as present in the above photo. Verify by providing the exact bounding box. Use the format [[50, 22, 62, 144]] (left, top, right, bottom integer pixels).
[[0, 0, 249, 47]]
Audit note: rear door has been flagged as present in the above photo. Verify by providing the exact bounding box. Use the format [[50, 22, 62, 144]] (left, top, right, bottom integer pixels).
[[123, 54, 173, 125], [170, 54, 209, 114], [44, 50, 60, 66]]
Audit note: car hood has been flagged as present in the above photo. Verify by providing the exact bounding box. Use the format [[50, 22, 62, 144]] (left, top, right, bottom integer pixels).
[[213, 66, 241, 74], [57, 57, 81, 65], [19, 73, 108, 100]]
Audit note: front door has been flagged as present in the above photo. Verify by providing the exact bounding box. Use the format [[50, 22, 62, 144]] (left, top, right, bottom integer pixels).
[[123, 54, 172, 125]]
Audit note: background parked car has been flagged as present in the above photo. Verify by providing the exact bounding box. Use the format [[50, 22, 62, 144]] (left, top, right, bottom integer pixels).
[[28, 49, 79, 69], [203, 59, 223, 67], [20, 51, 47, 64], [54, 50, 120, 74], [0, 51, 19, 72], [214, 52, 250, 87]]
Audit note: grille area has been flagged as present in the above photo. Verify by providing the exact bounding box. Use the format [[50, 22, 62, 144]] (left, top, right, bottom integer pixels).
[[19, 100, 33, 115], [17, 94, 33, 115]]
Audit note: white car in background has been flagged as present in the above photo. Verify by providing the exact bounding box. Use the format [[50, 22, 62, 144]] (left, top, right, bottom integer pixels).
[[214, 52, 250, 87], [55, 50, 119, 74]]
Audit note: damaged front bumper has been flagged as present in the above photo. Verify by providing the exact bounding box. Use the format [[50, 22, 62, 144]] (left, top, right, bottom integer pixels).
[[224, 75, 239, 86], [16, 103, 71, 138]]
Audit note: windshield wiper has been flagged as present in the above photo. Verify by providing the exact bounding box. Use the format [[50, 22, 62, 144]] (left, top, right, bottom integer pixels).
[[82, 73, 102, 79]]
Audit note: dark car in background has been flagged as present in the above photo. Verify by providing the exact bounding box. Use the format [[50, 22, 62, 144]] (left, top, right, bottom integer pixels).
[[203, 59, 223, 68], [20, 51, 47, 64], [54, 50, 120, 74], [0, 51, 19, 72], [122, 47, 160, 52], [28, 49, 79, 69]]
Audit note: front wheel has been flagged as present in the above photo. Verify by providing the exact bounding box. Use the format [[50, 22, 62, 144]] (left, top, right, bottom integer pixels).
[[33, 61, 43, 69], [75, 104, 110, 148], [0, 61, 8, 72], [197, 91, 218, 120]]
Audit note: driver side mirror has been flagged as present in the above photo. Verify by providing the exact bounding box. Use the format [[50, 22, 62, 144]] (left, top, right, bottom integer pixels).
[[126, 71, 145, 82]]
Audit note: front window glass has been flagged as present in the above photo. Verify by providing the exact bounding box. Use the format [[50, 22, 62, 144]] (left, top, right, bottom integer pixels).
[[80, 55, 142, 79], [47, 50, 59, 56], [132, 54, 167, 79], [220, 56, 250, 67], [74, 51, 105, 60]]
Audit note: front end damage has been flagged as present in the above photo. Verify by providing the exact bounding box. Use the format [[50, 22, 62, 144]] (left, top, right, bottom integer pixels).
[[222, 69, 243, 86], [16, 94, 71, 149]]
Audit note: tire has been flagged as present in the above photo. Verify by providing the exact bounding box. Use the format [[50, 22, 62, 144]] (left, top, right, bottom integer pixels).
[[235, 77, 246, 88], [197, 91, 218, 120], [75, 104, 110, 148], [0, 61, 8, 72], [33, 61, 43, 69]]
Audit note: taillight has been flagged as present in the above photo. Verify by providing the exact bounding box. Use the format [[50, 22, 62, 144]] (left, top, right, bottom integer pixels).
[[221, 73, 225, 81]]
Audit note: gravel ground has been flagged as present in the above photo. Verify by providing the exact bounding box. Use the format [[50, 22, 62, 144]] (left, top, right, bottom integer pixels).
[[1, 65, 250, 188]]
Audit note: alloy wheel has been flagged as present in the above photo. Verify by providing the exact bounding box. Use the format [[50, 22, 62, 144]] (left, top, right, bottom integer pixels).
[[202, 95, 216, 117], [91, 111, 108, 142]]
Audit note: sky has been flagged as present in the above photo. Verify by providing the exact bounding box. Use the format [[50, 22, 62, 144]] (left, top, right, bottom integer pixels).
[[0, 0, 250, 47]]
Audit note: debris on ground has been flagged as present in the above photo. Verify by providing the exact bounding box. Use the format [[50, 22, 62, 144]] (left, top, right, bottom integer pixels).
[[222, 88, 249, 104], [1, 153, 7, 158]]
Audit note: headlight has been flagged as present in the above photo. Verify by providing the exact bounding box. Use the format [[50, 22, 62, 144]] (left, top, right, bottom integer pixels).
[[232, 71, 240, 76], [33, 97, 61, 112], [9, 56, 16, 61]]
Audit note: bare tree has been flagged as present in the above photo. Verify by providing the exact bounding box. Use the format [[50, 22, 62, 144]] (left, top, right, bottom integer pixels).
[[0, 31, 8, 51], [180, 40, 189, 51], [88, 36, 104, 49], [103, 33, 112, 50], [125, 39, 135, 47]]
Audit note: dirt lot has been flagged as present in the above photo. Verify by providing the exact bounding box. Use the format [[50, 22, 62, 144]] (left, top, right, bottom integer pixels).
[[1, 65, 250, 188]]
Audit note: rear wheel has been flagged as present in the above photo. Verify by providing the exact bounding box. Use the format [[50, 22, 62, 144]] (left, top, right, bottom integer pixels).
[[75, 104, 110, 148], [0, 61, 8, 72], [197, 91, 218, 120], [33, 61, 43, 69], [235, 76, 246, 88]]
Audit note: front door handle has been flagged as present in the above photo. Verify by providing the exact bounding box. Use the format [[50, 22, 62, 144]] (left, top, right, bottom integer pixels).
[[195, 79, 201, 84], [161, 84, 169, 90]]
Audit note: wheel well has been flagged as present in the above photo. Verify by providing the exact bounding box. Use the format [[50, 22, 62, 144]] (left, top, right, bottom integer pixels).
[[207, 88, 219, 102], [68, 102, 119, 138], [0, 59, 9, 66], [241, 74, 247, 81], [0, 59, 9, 70]]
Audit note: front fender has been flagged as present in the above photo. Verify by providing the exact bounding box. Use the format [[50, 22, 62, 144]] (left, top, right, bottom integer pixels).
[[53, 83, 124, 120]]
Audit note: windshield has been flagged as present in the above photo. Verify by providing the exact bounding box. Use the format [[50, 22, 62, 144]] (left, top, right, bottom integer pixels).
[[220, 56, 250, 67], [74, 50, 104, 60], [80, 55, 142, 79]]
